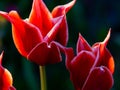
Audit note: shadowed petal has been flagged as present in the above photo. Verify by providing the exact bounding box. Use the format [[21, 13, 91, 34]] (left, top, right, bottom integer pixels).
[[29, 0, 52, 37], [70, 51, 95, 89], [51, 0, 76, 46], [27, 41, 62, 65], [9, 86, 16, 90], [53, 41, 74, 69], [44, 15, 64, 43], [82, 66, 114, 90], [64, 48, 74, 69], [53, 16, 68, 46], [77, 33, 92, 54]]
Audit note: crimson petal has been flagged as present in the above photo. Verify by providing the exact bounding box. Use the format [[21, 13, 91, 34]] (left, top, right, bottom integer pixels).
[[27, 41, 62, 65], [53, 41, 74, 69], [70, 51, 95, 89], [51, 0, 76, 46], [77, 33, 92, 54], [9, 86, 16, 90], [82, 66, 114, 90]]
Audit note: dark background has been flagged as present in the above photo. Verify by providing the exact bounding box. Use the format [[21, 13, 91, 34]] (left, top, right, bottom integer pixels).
[[0, 0, 120, 90]]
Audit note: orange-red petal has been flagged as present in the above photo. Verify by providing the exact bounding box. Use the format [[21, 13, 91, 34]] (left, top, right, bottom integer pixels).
[[92, 30, 115, 74], [29, 0, 52, 37], [0, 11, 43, 57], [0, 52, 15, 90]]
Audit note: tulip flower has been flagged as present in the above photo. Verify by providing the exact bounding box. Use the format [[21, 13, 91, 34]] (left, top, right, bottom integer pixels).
[[65, 30, 114, 90], [0, 52, 16, 90], [0, 0, 76, 65]]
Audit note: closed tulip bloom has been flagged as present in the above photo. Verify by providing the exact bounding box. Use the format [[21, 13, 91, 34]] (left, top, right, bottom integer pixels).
[[0, 52, 15, 90], [0, 0, 76, 65], [65, 30, 114, 90]]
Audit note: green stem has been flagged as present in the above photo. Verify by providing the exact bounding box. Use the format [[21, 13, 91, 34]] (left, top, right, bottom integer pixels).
[[39, 66, 47, 90]]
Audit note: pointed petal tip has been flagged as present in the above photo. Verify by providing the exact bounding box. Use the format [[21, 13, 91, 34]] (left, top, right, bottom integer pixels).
[[0, 51, 4, 64], [0, 11, 8, 15], [64, 0, 76, 13], [77, 32, 92, 53], [0, 10, 20, 23], [69, 0, 76, 6], [78, 33, 85, 41], [52, 0, 76, 17], [0, 11, 10, 21], [78, 33, 83, 40], [78, 33, 81, 37], [102, 29, 111, 46], [8, 10, 20, 18]]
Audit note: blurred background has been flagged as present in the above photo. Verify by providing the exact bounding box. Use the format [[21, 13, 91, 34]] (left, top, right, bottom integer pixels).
[[0, 0, 120, 90]]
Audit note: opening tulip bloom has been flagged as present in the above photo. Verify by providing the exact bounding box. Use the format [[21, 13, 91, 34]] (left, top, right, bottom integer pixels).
[[0, 0, 76, 65], [65, 30, 114, 90], [0, 52, 15, 90]]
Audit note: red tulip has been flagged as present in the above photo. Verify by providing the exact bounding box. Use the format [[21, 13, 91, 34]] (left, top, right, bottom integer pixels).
[[65, 30, 114, 90], [0, 52, 16, 90], [0, 0, 76, 65]]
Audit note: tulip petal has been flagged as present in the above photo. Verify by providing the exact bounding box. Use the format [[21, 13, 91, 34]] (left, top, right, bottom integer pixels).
[[77, 33, 92, 54], [53, 41, 74, 69], [82, 66, 114, 90], [27, 41, 62, 65], [70, 51, 95, 89], [51, 0, 76, 46], [9, 86, 16, 90], [0, 51, 3, 64], [0, 11, 43, 57], [54, 16, 68, 46], [29, 0, 52, 37], [3, 69, 13, 89], [52, 0, 76, 17], [65, 48, 74, 69], [44, 15, 64, 43], [0, 52, 15, 90], [92, 29, 111, 48], [97, 45, 114, 74], [92, 30, 114, 74]]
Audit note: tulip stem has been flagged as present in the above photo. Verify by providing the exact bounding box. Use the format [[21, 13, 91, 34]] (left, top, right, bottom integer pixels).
[[39, 66, 47, 90]]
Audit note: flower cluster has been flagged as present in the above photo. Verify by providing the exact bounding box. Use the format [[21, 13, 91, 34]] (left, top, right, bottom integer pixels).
[[0, 0, 115, 90], [0, 0, 75, 65], [65, 30, 114, 90]]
